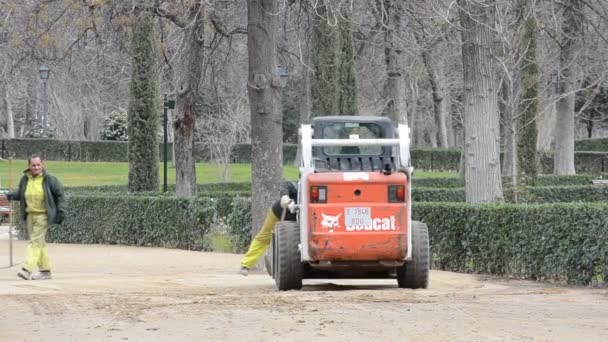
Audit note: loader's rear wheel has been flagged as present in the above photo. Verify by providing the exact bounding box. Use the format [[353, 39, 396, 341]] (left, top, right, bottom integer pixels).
[[397, 220, 430, 289], [274, 221, 302, 290], [264, 239, 273, 277]]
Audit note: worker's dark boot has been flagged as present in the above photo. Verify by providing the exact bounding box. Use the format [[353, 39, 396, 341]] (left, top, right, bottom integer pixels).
[[17, 268, 31, 280]]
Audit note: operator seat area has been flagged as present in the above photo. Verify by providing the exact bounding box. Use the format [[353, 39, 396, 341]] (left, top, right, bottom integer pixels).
[[311, 116, 396, 172]]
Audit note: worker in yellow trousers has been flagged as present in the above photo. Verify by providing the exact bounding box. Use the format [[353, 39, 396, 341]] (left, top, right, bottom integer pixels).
[[7, 154, 66, 281], [239, 182, 297, 275]]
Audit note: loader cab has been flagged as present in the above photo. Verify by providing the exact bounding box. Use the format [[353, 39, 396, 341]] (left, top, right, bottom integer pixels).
[[311, 116, 396, 172]]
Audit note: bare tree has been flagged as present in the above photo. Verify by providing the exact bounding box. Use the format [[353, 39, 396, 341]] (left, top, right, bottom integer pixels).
[[171, 3, 205, 197], [247, 0, 283, 236], [554, 0, 583, 175], [459, 0, 503, 203], [405, 2, 452, 147], [377, 0, 407, 125]]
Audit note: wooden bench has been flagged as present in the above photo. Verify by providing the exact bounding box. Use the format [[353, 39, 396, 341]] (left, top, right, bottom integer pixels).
[[591, 179, 608, 186], [0, 194, 13, 216]]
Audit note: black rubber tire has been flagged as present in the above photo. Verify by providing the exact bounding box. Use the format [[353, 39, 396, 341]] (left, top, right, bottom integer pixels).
[[274, 221, 303, 290], [264, 234, 273, 277], [397, 220, 430, 289]]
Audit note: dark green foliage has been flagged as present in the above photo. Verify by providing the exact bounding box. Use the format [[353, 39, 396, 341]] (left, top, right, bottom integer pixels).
[[412, 187, 465, 202], [575, 138, 608, 151], [45, 195, 218, 250], [65, 182, 252, 194], [410, 148, 462, 171], [5, 139, 608, 174], [412, 185, 608, 203], [311, 5, 358, 116], [225, 196, 252, 253], [413, 177, 463, 188], [414, 202, 608, 285], [15, 190, 607, 285], [99, 109, 128, 141], [530, 175, 594, 186], [575, 82, 608, 139], [516, 14, 539, 179], [539, 151, 608, 174], [127, 12, 160, 192], [0, 138, 129, 162]]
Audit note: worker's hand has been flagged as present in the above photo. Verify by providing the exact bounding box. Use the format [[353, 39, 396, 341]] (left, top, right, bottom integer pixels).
[[280, 195, 292, 208]]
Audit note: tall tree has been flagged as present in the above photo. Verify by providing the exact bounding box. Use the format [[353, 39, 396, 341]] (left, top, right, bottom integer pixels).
[[516, 3, 539, 179], [405, 1, 451, 146], [459, 0, 503, 203], [311, 3, 358, 116], [173, 3, 205, 197], [554, 0, 583, 175], [247, 0, 283, 237], [127, 10, 160, 192], [378, 0, 408, 125]]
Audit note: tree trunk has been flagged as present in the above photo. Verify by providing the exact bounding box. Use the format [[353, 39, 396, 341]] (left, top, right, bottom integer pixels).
[[174, 5, 205, 197], [459, 0, 503, 203], [248, 0, 282, 237], [380, 0, 407, 125], [409, 80, 422, 146], [516, 7, 539, 180], [499, 77, 516, 177], [2, 81, 15, 138], [421, 50, 449, 148], [554, 0, 582, 175], [294, 33, 312, 167]]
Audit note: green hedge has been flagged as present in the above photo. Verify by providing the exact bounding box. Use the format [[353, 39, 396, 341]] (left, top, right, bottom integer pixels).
[[20, 193, 607, 285], [413, 202, 608, 285], [0, 139, 299, 164], [65, 182, 252, 194], [1, 139, 129, 162], [411, 148, 461, 171], [6, 138, 608, 173], [538, 151, 608, 174], [413, 185, 608, 203], [413, 175, 597, 189], [34, 194, 252, 251], [575, 138, 608, 151]]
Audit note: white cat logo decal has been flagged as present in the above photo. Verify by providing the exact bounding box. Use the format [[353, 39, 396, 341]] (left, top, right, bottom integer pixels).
[[321, 213, 341, 231]]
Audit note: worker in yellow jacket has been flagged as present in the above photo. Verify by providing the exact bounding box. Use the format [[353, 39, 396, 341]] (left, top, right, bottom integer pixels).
[[239, 181, 297, 275], [7, 154, 66, 281]]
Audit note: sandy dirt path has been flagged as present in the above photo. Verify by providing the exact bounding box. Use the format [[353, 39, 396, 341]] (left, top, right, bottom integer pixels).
[[1, 240, 607, 342]]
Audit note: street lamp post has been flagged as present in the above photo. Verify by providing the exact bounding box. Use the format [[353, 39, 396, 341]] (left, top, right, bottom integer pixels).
[[163, 95, 175, 192], [39, 64, 50, 137]]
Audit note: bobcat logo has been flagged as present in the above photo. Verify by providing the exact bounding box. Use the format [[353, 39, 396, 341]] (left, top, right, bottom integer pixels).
[[321, 213, 341, 231]]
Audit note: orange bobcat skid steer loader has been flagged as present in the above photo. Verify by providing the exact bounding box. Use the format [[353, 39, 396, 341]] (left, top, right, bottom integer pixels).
[[268, 116, 430, 290]]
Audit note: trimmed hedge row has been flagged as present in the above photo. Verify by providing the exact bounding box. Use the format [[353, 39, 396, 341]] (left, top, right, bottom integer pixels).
[[39, 194, 253, 251], [6, 137, 608, 173], [65, 182, 608, 204], [413, 202, 608, 285], [412, 185, 608, 203], [64, 175, 597, 195], [65, 182, 252, 194], [26, 194, 607, 285], [413, 175, 597, 189], [575, 138, 608, 151], [410, 148, 461, 171], [0, 138, 299, 164], [1, 139, 129, 162]]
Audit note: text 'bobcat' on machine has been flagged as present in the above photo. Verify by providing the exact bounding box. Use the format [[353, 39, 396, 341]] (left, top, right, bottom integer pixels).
[[268, 116, 430, 290]]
